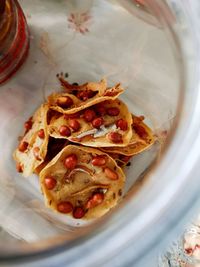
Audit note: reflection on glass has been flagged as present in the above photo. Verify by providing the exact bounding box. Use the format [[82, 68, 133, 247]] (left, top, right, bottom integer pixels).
[[0, 0, 29, 84]]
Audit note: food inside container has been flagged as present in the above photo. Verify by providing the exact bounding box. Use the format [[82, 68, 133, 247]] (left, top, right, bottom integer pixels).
[[13, 78, 155, 221], [1, 0, 194, 266]]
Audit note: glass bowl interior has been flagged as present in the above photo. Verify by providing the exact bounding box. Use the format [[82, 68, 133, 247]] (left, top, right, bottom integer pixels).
[[0, 0, 181, 258]]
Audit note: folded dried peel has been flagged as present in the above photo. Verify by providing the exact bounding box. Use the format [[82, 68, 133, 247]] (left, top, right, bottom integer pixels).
[[48, 99, 133, 147], [13, 77, 156, 221], [40, 145, 125, 219], [101, 115, 155, 156], [48, 79, 124, 115], [13, 104, 49, 177]]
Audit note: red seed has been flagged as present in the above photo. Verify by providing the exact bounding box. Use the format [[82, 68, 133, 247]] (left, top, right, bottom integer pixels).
[[104, 167, 118, 180], [18, 141, 28, 152], [92, 156, 106, 166], [64, 154, 77, 169], [76, 91, 89, 101], [24, 120, 32, 131], [33, 147, 41, 160], [92, 117, 104, 129], [116, 119, 128, 131], [95, 104, 106, 116], [56, 96, 73, 108], [16, 162, 23, 173], [57, 202, 73, 213], [38, 129, 45, 139], [108, 132, 123, 143], [107, 107, 120, 116], [69, 119, 80, 132], [86, 193, 104, 209], [59, 125, 71, 137], [133, 124, 147, 139], [64, 112, 80, 119], [44, 177, 57, 190], [73, 207, 85, 219], [83, 109, 96, 122], [76, 90, 95, 101]]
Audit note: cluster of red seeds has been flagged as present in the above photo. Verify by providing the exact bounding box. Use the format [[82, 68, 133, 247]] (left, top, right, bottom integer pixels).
[[56, 100, 128, 144], [44, 153, 118, 219]]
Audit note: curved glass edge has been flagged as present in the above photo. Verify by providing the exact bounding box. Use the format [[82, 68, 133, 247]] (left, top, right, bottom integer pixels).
[[0, 2, 200, 267]]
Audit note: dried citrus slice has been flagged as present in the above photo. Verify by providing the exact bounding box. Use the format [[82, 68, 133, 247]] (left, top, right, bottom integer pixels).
[[48, 79, 124, 114], [13, 104, 49, 177], [48, 99, 132, 147], [40, 145, 125, 219]]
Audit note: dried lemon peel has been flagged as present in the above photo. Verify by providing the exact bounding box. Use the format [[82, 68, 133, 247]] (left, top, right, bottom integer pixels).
[[40, 145, 125, 219], [48, 99, 132, 147], [13, 104, 49, 177], [48, 79, 124, 115]]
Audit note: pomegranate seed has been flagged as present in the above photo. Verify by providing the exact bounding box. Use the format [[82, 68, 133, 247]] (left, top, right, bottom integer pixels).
[[92, 117, 104, 129], [73, 207, 85, 219], [57, 202, 73, 213], [33, 147, 41, 160], [95, 104, 106, 116], [64, 154, 78, 169], [16, 162, 23, 173], [18, 141, 28, 152], [133, 124, 147, 139], [108, 132, 123, 143], [56, 96, 73, 108], [59, 125, 71, 137], [64, 112, 80, 119], [92, 156, 107, 166], [44, 177, 57, 190], [86, 193, 104, 209], [104, 167, 118, 180], [76, 91, 89, 101], [24, 120, 32, 131], [69, 119, 80, 132], [107, 107, 120, 116], [38, 129, 45, 139], [83, 109, 96, 122], [116, 119, 128, 131], [77, 90, 95, 101]]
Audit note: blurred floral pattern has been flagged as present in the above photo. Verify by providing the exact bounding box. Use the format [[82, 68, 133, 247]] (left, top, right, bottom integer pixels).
[[67, 12, 92, 34]]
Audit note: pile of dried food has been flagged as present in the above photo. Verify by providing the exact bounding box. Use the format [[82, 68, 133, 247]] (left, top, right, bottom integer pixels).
[[13, 78, 155, 220]]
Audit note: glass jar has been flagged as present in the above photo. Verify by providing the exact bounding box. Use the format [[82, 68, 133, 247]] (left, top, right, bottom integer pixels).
[[0, 1, 200, 267], [0, 0, 29, 84]]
